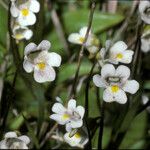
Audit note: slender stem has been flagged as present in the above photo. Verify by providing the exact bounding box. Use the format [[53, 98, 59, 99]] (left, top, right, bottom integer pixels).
[[98, 100, 105, 149], [70, 1, 96, 98]]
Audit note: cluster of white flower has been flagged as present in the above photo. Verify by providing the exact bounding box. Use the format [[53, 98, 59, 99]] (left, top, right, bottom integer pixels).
[[10, 0, 40, 42], [50, 99, 87, 147], [93, 41, 139, 104], [0, 131, 30, 149], [68, 27, 99, 56], [139, 0, 150, 53]]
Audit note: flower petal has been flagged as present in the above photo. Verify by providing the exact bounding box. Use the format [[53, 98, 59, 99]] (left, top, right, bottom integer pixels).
[[24, 29, 33, 40], [50, 114, 68, 125], [68, 99, 76, 110], [70, 119, 83, 128], [24, 43, 37, 55], [52, 103, 66, 114], [110, 41, 127, 53], [37, 40, 51, 51], [46, 52, 61, 67], [101, 64, 115, 78], [93, 74, 107, 88], [29, 0, 40, 13], [103, 87, 127, 104], [18, 136, 30, 144], [115, 65, 130, 80], [68, 33, 82, 44], [123, 80, 139, 94], [10, 3, 19, 17], [23, 59, 34, 73], [120, 50, 134, 64], [4, 132, 17, 138], [79, 26, 89, 37], [33, 65, 56, 83], [65, 123, 72, 132], [76, 106, 85, 118]]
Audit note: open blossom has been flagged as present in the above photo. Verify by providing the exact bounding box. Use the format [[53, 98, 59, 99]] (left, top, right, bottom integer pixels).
[[68, 27, 99, 54], [139, 1, 150, 24], [10, 0, 40, 26], [50, 99, 85, 132], [64, 131, 88, 147], [23, 40, 61, 83], [98, 41, 134, 66], [0, 131, 30, 149], [12, 23, 33, 41], [93, 64, 139, 104]]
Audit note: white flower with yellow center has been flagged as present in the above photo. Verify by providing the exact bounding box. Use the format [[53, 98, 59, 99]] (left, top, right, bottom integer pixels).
[[23, 40, 61, 83], [68, 27, 99, 54], [93, 64, 139, 104], [11, 0, 40, 26], [139, 1, 150, 24], [50, 99, 85, 132], [0, 131, 30, 149], [12, 24, 33, 41], [98, 41, 134, 66]]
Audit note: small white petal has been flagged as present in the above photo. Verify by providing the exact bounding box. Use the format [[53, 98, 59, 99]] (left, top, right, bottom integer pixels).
[[76, 106, 85, 118], [101, 64, 115, 78], [64, 132, 81, 147], [141, 38, 150, 53], [24, 43, 37, 55], [10, 3, 19, 17], [120, 50, 134, 64], [46, 52, 61, 67], [110, 41, 127, 53], [93, 74, 107, 88], [123, 80, 139, 94], [0, 140, 7, 149], [66, 123, 72, 132], [4, 132, 17, 138], [33, 65, 56, 83], [70, 120, 83, 128], [37, 40, 51, 51], [18, 136, 30, 144], [52, 103, 66, 114], [29, 0, 40, 13], [68, 33, 83, 44], [87, 45, 98, 54], [24, 29, 33, 40], [103, 87, 127, 104], [50, 114, 68, 125], [68, 99, 76, 110], [79, 26, 88, 37], [23, 59, 34, 73], [18, 11, 36, 26], [115, 65, 130, 80]]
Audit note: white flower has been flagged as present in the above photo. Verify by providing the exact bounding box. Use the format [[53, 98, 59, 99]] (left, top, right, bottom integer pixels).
[[11, 0, 40, 26], [0, 131, 30, 149], [141, 29, 150, 53], [93, 64, 139, 104], [98, 41, 134, 66], [23, 40, 61, 83], [64, 131, 88, 147], [142, 95, 150, 112], [139, 1, 150, 24], [12, 24, 33, 41], [50, 99, 85, 132], [68, 27, 99, 54]]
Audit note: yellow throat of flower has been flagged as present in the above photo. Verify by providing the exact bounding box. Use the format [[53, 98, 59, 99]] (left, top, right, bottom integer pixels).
[[74, 132, 81, 139], [37, 62, 46, 70], [116, 53, 123, 59], [15, 34, 23, 40], [62, 114, 70, 120], [21, 8, 29, 17], [79, 37, 85, 43], [111, 85, 119, 93]]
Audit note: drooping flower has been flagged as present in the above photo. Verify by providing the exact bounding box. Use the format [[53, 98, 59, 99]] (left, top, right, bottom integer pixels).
[[50, 99, 85, 132], [68, 27, 99, 54], [139, 1, 150, 24], [23, 40, 61, 83], [12, 23, 33, 41], [97, 41, 134, 66], [64, 131, 88, 147], [93, 64, 139, 104], [141, 26, 150, 53], [10, 0, 40, 26], [0, 131, 30, 149]]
